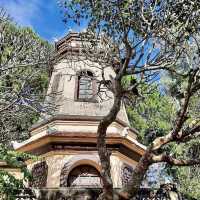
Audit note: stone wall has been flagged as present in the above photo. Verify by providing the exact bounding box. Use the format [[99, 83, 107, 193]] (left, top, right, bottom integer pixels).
[[27, 152, 137, 189], [46, 58, 129, 124]]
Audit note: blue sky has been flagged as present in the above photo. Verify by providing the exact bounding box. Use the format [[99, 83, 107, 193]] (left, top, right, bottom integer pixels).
[[1, 0, 85, 42]]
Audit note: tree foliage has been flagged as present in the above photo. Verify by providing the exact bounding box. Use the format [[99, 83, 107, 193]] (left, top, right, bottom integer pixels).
[[61, 1, 200, 199], [127, 85, 176, 144], [0, 8, 52, 145], [128, 79, 200, 198], [0, 144, 37, 200], [172, 140, 200, 200], [0, 8, 52, 199]]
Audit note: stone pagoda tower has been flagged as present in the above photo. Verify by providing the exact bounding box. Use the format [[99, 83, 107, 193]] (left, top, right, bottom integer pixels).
[[15, 32, 145, 199]]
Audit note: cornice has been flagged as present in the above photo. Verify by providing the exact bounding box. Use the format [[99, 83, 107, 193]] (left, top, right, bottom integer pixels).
[[30, 114, 139, 135], [16, 132, 145, 157]]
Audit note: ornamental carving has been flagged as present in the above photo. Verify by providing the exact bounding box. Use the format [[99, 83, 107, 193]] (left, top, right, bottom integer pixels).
[[121, 164, 133, 186], [30, 161, 48, 188], [60, 162, 69, 187]]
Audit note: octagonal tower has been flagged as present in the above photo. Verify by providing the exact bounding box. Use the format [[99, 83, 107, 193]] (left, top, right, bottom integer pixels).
[[15, 32, 145, 198]]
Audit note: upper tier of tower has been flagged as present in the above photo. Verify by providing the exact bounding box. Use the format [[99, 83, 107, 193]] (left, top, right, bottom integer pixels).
[[14, 32, 146, 160], [55, 32, 81, 59], [41, 32, 130, 125]]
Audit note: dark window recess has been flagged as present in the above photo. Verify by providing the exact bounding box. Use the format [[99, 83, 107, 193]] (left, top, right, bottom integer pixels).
[[77, 71, 96, 101], [29, 161, 48, 188], [67, 165, 102, 188], [51, 73, 61, 94]]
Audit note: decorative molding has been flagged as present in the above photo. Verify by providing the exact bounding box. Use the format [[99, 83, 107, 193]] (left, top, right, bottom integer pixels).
[[29, 114, 139, 135], [18, 138, 142, 162]]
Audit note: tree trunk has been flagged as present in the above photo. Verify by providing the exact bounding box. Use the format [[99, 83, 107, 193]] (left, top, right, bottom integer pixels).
[[97, 83, 122, 200], [121, 150, 152, 199]]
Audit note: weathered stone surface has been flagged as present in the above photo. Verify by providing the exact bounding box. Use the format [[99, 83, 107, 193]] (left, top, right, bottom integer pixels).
[[30, 161, 48, 188], [121, 164, 134, 187], [16, 185, 192, 200], [26, 153, 137, 189], [35, 188, 102, 200]]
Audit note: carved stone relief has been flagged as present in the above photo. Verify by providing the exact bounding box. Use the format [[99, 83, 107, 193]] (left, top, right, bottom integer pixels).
[[30, 161, 48, 188], [121, 163, 133, 186], [60, 162, 70, 187]]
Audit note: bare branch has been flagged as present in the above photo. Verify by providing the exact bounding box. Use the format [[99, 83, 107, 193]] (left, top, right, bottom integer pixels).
[[152, 154, 200, 166]]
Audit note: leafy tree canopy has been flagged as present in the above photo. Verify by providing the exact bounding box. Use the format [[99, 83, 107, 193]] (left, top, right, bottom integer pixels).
[[61, 1, 200, 199], [0, 8, 52, 199], [0, 9, 53, 145]]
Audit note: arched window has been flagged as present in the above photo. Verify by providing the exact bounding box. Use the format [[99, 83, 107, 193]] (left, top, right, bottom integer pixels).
[[76, 71, 96, 101], [67, 165, 102, 188]]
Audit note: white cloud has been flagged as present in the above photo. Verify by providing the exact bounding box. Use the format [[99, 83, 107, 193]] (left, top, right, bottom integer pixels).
[[1, 0, 42, 27], [52, 37, 59, 42], [49, 28, 68, 43], [0, 0, 86, 41]]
